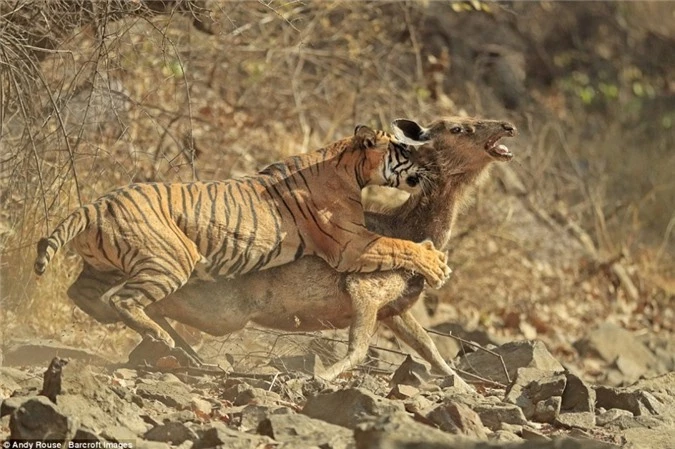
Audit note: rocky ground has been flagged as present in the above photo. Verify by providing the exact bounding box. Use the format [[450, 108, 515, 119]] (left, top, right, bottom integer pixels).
[[1, 319, 673, 449]]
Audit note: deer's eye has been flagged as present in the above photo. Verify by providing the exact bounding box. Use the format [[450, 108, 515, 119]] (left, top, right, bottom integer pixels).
[[450, 126, 463, 134]]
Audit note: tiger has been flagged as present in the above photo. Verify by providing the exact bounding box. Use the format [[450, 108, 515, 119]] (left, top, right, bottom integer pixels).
[[34, 126, 451, 348]]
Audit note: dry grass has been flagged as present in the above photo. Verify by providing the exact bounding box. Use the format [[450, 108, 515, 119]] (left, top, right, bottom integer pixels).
[[1, 1, 672, 363]]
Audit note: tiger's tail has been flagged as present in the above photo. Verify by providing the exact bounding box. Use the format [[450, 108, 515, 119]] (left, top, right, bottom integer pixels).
[[34, 204, 94, 275]]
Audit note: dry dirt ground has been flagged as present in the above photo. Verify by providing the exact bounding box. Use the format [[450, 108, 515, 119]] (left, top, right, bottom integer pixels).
[[1, 2, 673, 448]]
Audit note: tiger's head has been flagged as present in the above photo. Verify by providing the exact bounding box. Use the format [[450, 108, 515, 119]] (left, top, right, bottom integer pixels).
[[352, 124, 427, 195], [389, 116, 517, 193]]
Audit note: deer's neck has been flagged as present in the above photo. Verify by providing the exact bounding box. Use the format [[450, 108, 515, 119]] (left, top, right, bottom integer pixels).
[[365, 167, 487, 251]]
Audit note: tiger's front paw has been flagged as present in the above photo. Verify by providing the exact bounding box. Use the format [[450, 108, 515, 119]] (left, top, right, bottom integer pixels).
[[417, 240, 451, 288]]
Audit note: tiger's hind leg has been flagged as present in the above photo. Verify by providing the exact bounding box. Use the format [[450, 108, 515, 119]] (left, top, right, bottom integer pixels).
[[108, 266, 196, 347], [67, 264, 125, 324]]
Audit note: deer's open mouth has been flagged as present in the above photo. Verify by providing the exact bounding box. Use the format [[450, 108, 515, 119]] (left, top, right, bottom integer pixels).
[[485, 132, 515, 161]]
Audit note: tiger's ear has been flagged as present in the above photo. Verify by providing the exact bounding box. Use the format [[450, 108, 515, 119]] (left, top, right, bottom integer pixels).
[[354, 124, 377, 148], [391, 119, 431, 146]]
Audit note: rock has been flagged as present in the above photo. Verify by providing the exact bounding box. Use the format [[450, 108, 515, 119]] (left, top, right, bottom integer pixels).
[[221, 384, 281, 406], [532, 396, 561, 423], [302, 387, 406, 429], [222, 376, 271, 392], [2, 339, 110, 366], [9, 396, 73, 441], [521, 426, 551, 441], [278, 377, 308, 403], [555, 412, 596, 430], [101, 425, 139, 442], [425, 401, 488, 439], [504, 367, 566, 420], [113, 368, 138, 380], [561, 373, 595, 414], [269, 354, 325, 375], [135, 441, 171, 449], [457, 340, 563, 385], [192, 422, 275, 449], [258, 412, 353, 449], [135, 382, 193, 410], [438, 373, 469, 390], [354, 412, 463, 448], [239, 404, 291, 431], [190, 397, 212, 420], [144, 421, 198, 444], [609, 414, 667, 431], [497, 422, 523, 433], [623, 428, 675, 449], [57, 382, 148, 435], [0, 367, 38, 397], [596, 408, 634, 427], [490, 430, 523, 442], [574, 323, 659, 381], [158, 373, 185, 385], [472, 403, 528, 430], [72, 427, 105, 441], [595, 386, 666, 416], [555, 373, 596, 429], [390, 355, 431, 387], [1, 396, 28, 418], [386, 384, 421, 400]]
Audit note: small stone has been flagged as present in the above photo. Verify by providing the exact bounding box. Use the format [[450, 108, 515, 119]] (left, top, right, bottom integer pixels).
[[135, 383, 192, 410], [144, 421, 198, 445], [596, 408, 634, 427], [192, 422, 275, 449], [532, 396, 561, 423], [221, 384, 281, 407], [239, 405, 290, 431], [113, 369, 138, 380], [386, 384, 420, 400], [425, 401, 488, 439], [1, 396, 27, 418], [561, 373, 595, 414], [574, 323, 658, 380], [489, 430, 522, 442], [595, 386, 666, 416], [521, 426, 551, 441], [190, 397, 212, 419], [101, 425, 138, 442], [390, 355, 431, 387], [302, 387, 406, 429], [257, 412, 352, 449], [72, 427, 104, 441], [457, 340, 563, 385], [555, 411, 596, 429], [354, 412, 463, 447], [504, 367, 566, 419], [472, 403, 527, 430]]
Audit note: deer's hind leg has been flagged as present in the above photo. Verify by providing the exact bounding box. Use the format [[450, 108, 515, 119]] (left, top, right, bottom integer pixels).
[[67, 263, 125, 324]]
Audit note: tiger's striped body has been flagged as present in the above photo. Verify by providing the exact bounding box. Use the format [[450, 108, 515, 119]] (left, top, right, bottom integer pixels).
[[34, 127, 450, 346]]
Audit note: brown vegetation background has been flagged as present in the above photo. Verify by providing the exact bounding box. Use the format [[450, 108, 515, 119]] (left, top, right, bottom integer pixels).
[[0, 1, 673, 369]]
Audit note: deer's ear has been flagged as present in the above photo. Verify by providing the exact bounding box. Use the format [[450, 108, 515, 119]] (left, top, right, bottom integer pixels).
[[391, 119, 431, 146]]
